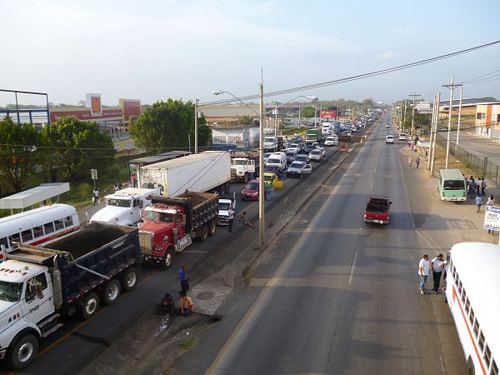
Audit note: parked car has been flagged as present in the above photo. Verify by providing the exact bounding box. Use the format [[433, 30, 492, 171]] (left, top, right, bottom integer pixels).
[[308, 149, 323, 162], [241, 180, 260, 201], [385, 123, 390, 128], [398, 133, 407, 141], [364, 196, 392, 224], [287, 161, 312, 178], [385, 135, 394, 144]]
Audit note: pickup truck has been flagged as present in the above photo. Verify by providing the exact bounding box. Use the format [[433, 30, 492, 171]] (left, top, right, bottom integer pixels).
[[364, 196, 392, 224], [218, 192, 236, 226], [0, 223, 141, 369], [138, 191, 219, 269]]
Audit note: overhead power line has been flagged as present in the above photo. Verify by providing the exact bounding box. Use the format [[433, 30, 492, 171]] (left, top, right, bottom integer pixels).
[[200, 40, 500, 106]]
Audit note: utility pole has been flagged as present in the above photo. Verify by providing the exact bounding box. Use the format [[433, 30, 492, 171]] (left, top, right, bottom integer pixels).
[[430, 92, 441, 175], [403, 100, 407, 132], [258, 71, 265, 249], [443, 75, 461, 169], [456, 85, 464, 145], [409, 93, 421, 136], [194, 98, 199, 153]]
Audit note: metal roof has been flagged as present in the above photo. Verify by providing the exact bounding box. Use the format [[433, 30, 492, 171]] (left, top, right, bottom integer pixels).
[[0, 183, 70, 209]]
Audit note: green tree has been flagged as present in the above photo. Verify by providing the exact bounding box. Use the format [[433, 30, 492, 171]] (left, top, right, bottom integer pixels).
[[239, 115, 253, 125], [40, 117, 116, 181], [302, 106, 316, 118], [129, 99, 212, 151], [0, 118, 41, 191]]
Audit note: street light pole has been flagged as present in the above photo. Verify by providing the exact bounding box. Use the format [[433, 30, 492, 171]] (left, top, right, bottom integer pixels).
[[259, 79, 265, 249], [194, 98, 199, 153], [456, 86, 464, 145], [409, 93, 421, 136], [443, 75, 461, 169]]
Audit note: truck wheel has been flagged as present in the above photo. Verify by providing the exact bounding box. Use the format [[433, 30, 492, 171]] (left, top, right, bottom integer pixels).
[[121, 267, 139, 291], [81, 292, 100, 319], [208, 219, 217, 237], [103, 279, 121, 305], [199, 225, 209, 242], [7, 334, 39, 370], [161, 249, 173, 270]]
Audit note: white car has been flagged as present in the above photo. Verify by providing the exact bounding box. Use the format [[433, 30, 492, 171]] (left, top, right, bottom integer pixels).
[[308, 149, 323, 162], [288, 143, 300, 151], [385, 123, 390, 128], [398, 133, 407, 141], [315, 146, 326, 158], [324, 136, 339, 146], [385, 135, 394, 144]]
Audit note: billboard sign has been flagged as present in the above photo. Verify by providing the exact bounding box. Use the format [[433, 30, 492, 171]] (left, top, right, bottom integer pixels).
[[320, 109, 337, 119], [86, 93, 102, 116], [484, 205, 500, 231]]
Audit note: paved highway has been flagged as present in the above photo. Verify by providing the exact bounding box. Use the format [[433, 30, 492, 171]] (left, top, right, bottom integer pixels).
[[203, 116, 464, 374]]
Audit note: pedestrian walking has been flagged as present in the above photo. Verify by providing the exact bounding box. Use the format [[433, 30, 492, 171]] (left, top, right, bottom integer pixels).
[[228, 207, 234, 233], [415, 155, 421, 168], [179, 264, 189, 293], [92, 189, 99, 206], [408, 154, 413, 168], [476, 177, 481, 196], [481, 178, 487, 197], [431, 254, 445, 293], [469, 177, 475, 198], [487, 195, 495, 234], [239, 211, 255, 229], [418, 254, 431, 295], [475, 195, 483, 213]]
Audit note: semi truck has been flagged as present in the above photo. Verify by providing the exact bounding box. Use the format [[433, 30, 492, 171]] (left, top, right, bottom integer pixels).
[[230, 151, 259, 183], [90, 187, 161, 226], [138, 191, 219, 269], [305, 129, 322, 144], [0, 223, 141, 369], [137, 151, 231, 197]]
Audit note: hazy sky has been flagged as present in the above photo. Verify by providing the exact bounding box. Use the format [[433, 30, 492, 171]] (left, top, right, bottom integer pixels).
[[1, 0, 499, 106]]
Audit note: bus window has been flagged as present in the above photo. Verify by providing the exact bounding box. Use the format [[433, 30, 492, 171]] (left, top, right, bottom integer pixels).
[[462, 289, 467, 303], [0, 237, 8, 249], [9, 233, 21, 246], [465, 299, 470, 314], [491, 359, 498, 375], [484, 345, 492, 368], [469, 308, 475, 325], [33, 226, 44, 238], [44, 222, 55, 234], [473, 320, 479, 338], [64, 216, 73, 227], [21, 230, 33, 243], [452, 267, 457, 282], [479, 332, 485, 351], [54, 219, 64, 231]]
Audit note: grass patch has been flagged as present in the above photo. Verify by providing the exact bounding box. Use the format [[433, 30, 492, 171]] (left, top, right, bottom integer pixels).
[[282, 127, 307, 136], [178, 336, 198, 351]]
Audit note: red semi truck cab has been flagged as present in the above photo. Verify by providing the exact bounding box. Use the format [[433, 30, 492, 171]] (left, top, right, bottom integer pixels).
[[138, 191, 218, 269], [363, 196, 392, 225]]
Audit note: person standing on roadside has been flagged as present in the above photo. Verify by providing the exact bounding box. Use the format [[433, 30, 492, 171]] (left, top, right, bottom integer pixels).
[[481, 177, 487, 197], [476, 177, 481, 197], [431, 254, 445, 293], [179, 264, 189, 293], [228, 206, 234, 233], [475, 194, 483, 213], [418, 254, 431, 295], [408, 154, 413, 169], [469, 176, 475, 198], [415, 154, 421, 169], [487, 195, 495, 234]]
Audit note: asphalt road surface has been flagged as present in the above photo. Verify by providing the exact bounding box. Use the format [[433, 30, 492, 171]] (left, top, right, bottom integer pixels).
[[203, 116, 464, 374]]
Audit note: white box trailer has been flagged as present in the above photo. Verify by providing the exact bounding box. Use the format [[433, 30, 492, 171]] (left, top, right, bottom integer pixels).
[[138, 151, 231, 197]]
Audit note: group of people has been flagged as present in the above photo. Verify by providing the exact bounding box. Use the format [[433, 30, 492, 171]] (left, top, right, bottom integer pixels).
[[467, 176, 487, 198], [159, 264, 194, 317], [418, 253, 447, 295]]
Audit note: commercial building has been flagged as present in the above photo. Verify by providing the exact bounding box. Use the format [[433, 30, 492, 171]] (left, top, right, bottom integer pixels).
[[475, 103, 500, 138]]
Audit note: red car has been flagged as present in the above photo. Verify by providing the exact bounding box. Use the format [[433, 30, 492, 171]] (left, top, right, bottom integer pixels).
[[241, 180, 259, 201], [364, 196, 391, 224]]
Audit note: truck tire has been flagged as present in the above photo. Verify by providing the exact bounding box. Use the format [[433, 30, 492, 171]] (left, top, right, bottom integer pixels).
[[121, 267, 139, 291], [7, 334, 39, 370], [208, 219, 217, 237], [199, 225, 209, 242], [103, 279, 121, 305], [81, 292, 100, 320], [161, 249, 173, 270]]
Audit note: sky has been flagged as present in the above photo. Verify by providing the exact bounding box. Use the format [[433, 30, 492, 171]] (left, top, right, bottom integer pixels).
[[1, 0, 499, 107]]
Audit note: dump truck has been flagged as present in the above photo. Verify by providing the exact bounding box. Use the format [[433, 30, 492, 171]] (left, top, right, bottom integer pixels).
[[0, 223, 141, 370], [138, 191, 219, 269]]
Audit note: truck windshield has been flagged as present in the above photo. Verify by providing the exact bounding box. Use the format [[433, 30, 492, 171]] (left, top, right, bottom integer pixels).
[[264, 137, 275, 143], [232, 160, 248, 166], [107, 198, 132, 208], [218, 202, 231, 210], [144, 210, 174, 223], [0, 281, 23, 302], [443, 180, 465, 190]]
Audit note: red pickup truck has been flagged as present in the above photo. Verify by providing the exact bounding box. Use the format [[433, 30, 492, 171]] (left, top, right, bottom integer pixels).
[[364, 196, 392, 224]]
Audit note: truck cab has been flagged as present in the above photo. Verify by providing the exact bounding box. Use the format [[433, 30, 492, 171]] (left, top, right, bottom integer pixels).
[[230, 158, 256, 183], [364, 196, 392, 225], [263, 136, 278, 152], [90, 188, 160, 226]]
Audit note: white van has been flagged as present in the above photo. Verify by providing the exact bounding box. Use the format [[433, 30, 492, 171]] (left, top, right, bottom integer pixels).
[[324, 135, 338, 146], [266, 152, 287, 171]]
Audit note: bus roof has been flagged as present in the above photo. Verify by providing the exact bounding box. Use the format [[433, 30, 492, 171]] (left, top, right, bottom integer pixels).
[[439, 169, 465, 180], [0, 204, 77, 237], [451, 242, 500, 356]]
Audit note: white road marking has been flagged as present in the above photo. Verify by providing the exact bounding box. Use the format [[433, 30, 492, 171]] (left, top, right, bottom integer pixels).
[[415, 230, 439, 255], [348, 251, 358, 285], [370, 182, 373, 191]]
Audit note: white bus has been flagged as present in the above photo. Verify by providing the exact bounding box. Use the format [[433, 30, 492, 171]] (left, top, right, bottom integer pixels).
[[446, 242, 499, 375], [0, 204, 80, 255]]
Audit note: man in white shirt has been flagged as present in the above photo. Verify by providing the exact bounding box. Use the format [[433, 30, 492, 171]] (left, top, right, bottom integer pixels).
[[418, 254, 430, 295], [431, 253, 445, 293]]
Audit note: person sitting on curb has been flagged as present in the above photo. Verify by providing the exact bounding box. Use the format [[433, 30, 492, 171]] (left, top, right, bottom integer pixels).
[[239, 211, 255, 229], [179, 291, 194, 317]]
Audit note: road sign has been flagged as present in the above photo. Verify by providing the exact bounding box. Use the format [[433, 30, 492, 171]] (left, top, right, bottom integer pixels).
[[91, 169, 98, 180], [483, 205, 500, 231]]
